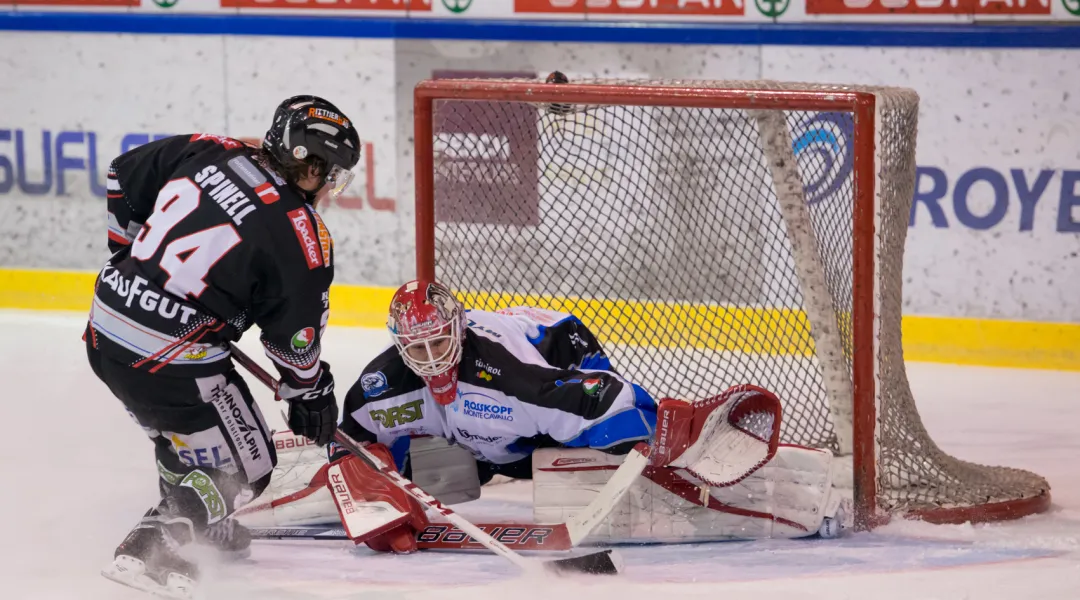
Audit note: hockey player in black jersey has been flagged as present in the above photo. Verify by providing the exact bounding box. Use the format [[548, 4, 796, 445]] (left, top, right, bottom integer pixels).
[[85, 95, 360, 598]]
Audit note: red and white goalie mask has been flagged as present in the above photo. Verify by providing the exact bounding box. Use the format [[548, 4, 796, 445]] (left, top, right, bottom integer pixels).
[[387, 280, 465, 406]]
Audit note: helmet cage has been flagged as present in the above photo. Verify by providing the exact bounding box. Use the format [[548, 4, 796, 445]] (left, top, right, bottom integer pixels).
[[392, 318, 463, 378]]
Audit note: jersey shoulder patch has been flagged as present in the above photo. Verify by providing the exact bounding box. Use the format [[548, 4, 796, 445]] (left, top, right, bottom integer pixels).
[[357, 346, 424, 400]]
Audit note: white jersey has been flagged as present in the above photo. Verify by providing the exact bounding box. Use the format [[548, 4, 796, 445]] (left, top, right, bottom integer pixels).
[[341, 307, 656, 466]]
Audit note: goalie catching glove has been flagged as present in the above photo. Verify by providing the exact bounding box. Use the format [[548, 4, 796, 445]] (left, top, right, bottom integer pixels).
[[326, 443, 430, 553], [650, 384, 781, 486]]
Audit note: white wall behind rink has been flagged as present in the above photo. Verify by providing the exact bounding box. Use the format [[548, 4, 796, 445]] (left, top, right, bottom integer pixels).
[[0, 32, 1076, 323]]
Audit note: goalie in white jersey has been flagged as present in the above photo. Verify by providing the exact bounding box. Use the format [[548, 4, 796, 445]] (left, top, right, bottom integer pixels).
[[320, 280, 848, 554]]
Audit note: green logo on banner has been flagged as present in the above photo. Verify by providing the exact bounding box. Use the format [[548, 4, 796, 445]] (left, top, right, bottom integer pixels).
[[1063, 0, 1080, 16], [442, 0, 473, 13], [153, 0, 179, 7], [755, 0, 790, 17]]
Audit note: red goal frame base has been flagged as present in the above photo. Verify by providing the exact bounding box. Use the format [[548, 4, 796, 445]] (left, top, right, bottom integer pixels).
[[902, 492, 1052, 526]]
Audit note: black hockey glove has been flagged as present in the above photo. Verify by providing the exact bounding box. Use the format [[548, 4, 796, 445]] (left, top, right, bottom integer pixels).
[[285, 364, 338, 446]]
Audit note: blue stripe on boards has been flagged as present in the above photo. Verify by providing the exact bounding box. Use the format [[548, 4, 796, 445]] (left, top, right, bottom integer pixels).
[[1, 12, 1078, 49]]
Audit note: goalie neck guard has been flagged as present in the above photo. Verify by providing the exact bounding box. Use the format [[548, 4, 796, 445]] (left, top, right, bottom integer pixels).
[[387, 280, 466, 406]]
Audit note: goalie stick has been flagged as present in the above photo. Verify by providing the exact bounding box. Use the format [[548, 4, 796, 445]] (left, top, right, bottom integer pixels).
[[229, 343, 618, 575], [250, 523, 575, 551]]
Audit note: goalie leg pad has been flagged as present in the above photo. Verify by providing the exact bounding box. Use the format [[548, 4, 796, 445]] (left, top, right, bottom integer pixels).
[[533, 445, 848, 544], [233, 432, 337, 528], [327, 443, 430, 554]]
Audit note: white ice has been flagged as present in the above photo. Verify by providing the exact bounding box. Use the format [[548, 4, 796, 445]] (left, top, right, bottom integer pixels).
[[2, 310, 1078, 600]]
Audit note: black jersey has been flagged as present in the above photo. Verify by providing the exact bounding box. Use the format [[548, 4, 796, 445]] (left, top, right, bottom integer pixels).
[[87, 134, 332, 393]]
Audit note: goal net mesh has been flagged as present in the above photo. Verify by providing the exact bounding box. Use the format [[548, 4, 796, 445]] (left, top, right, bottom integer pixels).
[[423, 79, 1048, 518]]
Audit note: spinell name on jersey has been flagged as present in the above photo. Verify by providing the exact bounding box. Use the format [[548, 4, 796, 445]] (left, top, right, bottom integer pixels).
[[193, 165, 257, 225]]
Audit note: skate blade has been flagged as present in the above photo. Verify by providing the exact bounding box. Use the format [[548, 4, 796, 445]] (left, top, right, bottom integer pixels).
[[101, 555, 196, 600]]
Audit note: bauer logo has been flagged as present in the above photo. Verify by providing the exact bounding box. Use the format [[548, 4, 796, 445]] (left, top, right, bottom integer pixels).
[[792, 112, 854, 205], [274, 434, 317, 452]]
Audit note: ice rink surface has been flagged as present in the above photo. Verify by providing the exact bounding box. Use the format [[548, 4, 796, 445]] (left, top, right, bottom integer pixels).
[[2, 310, 1078, 600]]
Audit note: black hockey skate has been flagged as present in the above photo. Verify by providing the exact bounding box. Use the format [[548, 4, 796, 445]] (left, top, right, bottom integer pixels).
[[101, 518, 198, 600], [199, 517, 252, 559]]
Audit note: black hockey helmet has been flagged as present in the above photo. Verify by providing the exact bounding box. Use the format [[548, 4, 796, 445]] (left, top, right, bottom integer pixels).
[[263, 95, 361, 201]]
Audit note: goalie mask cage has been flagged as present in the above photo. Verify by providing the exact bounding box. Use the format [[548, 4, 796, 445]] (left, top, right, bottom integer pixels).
[[412, 78, 1050, 530]]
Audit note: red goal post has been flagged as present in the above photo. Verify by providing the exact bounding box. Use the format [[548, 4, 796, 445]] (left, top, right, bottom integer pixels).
[[411, 78, 1050, 530]]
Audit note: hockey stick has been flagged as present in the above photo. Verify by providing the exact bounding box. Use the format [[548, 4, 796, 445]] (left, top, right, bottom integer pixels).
[[229, 343, 619, 575], [565, 444, 649, 547], [251, 522, 575, 551]]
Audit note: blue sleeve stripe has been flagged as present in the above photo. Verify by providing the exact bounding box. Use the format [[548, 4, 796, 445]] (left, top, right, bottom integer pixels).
[[632, 383, 657, 412], [563, 405, 656, 450], [390, 436, 411, 473], [578, 353, 612, 371]]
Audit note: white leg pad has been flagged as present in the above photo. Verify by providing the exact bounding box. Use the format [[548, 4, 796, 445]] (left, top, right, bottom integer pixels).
[[533, 446, 851, 544], [234, 432, 337, 527]]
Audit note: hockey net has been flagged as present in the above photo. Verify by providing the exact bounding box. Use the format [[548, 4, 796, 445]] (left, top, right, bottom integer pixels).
[[412, 78, 1050, 529]]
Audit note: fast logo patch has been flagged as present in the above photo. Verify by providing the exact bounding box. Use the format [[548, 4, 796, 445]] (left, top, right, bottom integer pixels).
[[292, 327, 315, 350], [369, 399, 424, 428]]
